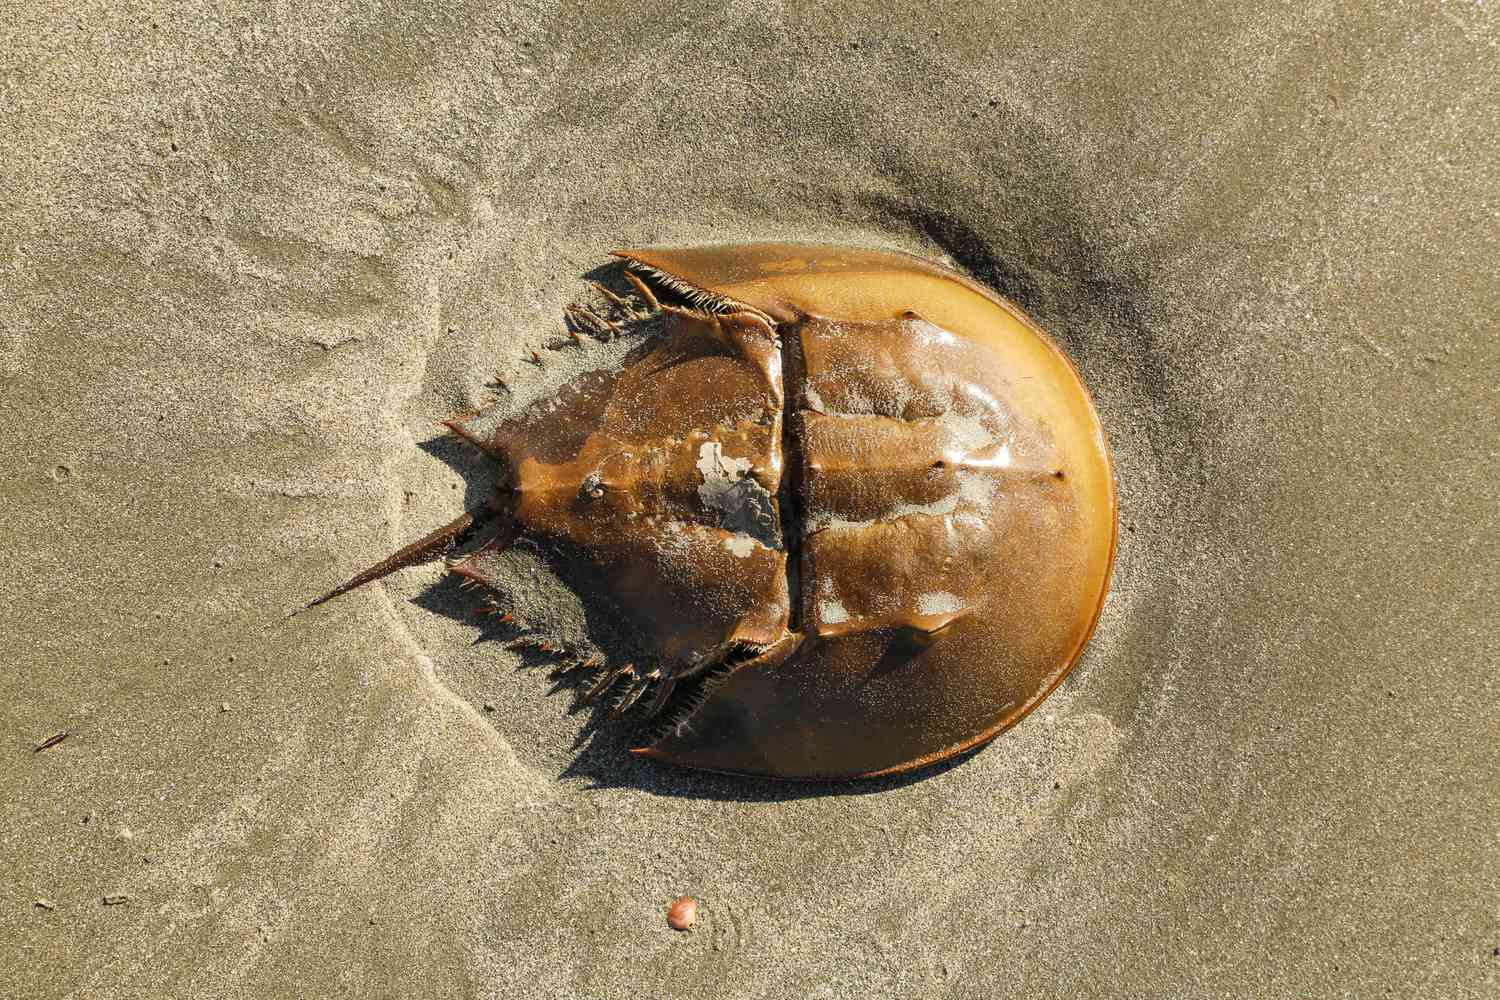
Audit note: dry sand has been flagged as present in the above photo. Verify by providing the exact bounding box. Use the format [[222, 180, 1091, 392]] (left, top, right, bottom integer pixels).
[[4, 2, 1498, 997]]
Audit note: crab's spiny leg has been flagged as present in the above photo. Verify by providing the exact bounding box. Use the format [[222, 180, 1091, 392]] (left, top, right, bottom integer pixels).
[[576, 304, 621, 338], [624, 271, 659, 313], [609, 676, 651, 720], [564, 305, 591, 336], [589, 280, 630, 310], [583, 661, 633, 704], [560, 653, 600, 676], [641, 674, 678, 718]]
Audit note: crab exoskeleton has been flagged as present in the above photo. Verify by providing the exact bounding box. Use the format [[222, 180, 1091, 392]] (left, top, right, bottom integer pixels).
[[311, 244, 1116, 780]]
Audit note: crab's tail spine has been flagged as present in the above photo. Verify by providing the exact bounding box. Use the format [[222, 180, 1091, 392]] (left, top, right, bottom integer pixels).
[[305, 507, 486, 610]]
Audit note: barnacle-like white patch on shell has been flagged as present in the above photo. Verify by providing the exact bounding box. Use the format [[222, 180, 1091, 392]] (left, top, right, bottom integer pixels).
[[818, 598, 850, 625], [695, 441, 778, 548], [916, 591, 963, 617], [722, 535, 756, 558]]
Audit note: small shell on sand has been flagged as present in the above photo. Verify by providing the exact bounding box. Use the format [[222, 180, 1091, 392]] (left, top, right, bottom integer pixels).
[[666, 895, 697, 931]]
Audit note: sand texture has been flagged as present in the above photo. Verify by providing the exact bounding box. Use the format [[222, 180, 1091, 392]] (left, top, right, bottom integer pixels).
[[4, 2, 1498, 997]]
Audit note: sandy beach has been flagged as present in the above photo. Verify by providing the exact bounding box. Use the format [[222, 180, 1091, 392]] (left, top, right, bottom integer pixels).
[[4, 2, 1498, 996]]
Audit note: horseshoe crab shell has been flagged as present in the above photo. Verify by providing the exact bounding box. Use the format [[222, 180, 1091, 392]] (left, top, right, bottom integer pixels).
[[311, 243, 1116, 780]]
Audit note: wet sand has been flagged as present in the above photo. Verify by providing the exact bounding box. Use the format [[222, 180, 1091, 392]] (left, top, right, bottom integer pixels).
[[4, 2, 1498, 996]]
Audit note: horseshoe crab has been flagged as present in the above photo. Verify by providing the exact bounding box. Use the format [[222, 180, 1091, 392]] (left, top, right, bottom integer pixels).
[[311, 243, 1116, 779]]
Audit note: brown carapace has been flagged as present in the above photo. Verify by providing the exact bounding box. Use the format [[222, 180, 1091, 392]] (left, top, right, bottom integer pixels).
[[311, 244, 1116, 780]]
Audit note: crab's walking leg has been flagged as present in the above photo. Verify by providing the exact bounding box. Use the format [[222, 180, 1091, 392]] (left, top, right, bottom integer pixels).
[[641, 674, 678, 718], [589, 280, 631, 311], [571, 304, 621, 338], [584, 661, 634, 704], [609, 673, 654, 720], [624, 271, 659, 313]]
